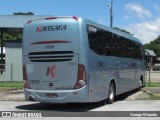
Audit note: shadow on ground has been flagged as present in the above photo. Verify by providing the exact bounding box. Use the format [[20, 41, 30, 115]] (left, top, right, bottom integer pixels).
[[16, 89, 140, 112], [115, 88, 140, 101]]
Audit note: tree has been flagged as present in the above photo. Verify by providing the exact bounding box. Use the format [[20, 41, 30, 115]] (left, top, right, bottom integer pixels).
[[3, 33, 22, 41], [13, 12, 34, 15], [144, 35, 160, 57]]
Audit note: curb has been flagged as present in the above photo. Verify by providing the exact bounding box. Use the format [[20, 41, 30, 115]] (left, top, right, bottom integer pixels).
[[141, 88, 154, 96], [141, 88, 160, 97]]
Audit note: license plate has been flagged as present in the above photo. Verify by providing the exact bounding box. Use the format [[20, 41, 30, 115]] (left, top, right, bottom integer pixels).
[[46, 93, 57, 98]]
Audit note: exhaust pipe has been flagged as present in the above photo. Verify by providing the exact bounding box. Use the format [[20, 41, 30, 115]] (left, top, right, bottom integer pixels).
[[29, 95, 35, 101]]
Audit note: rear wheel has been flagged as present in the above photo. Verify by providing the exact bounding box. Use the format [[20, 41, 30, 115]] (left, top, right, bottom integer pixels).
[[107, 82, 115, 104]]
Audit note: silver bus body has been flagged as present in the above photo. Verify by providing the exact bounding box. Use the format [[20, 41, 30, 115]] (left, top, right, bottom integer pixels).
[[23, 16, 146, 103]]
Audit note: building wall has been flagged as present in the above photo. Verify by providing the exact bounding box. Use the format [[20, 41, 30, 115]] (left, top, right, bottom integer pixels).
[[5, 48, 23, 81], [0, 42, 23, 81]]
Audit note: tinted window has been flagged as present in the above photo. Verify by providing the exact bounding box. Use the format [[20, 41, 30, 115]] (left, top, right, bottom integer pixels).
[[87, 24, 142, 59]]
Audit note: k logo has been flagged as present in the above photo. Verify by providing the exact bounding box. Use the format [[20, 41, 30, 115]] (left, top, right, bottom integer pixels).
[[47, 66, 56, 78]]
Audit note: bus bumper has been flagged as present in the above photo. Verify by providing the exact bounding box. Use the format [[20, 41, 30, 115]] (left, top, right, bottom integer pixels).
[[24, 86, 89, 103]]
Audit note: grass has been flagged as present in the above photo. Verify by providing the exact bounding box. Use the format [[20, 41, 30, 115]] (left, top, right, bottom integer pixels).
[[0, 82, 23, 89], [145, 82, 160, 87]]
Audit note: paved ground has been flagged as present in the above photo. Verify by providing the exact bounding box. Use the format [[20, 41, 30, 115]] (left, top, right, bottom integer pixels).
[[0, 100, 160, 111], [93, 100, 160, 111], [0, 89, 25, 101], [146, 71, 160, 82]]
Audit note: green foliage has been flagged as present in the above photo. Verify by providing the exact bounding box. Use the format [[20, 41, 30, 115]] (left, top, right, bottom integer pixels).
[[0, 33, 22, 46], [3, 33, 22, 41], [144, 35, 160, 57], [0, 82, 23, 89], [13, 12, 34, 15], [146, 82, 160, 87], [0, 12, 34, 46]]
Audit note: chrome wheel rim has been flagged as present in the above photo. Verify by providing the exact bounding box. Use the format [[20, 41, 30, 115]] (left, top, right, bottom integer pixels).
[[109, 86, 114, 100], [140, 80, 142, 87]]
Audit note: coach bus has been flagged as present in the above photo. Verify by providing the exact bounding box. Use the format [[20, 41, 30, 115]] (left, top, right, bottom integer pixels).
[[22, 16, 146, 104]]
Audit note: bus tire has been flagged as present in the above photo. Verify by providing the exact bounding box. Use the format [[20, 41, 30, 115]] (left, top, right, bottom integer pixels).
[[107, 82, 115, 104]]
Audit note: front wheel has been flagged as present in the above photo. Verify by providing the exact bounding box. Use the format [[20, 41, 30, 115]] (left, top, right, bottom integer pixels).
[[107, 82, 115, 104]]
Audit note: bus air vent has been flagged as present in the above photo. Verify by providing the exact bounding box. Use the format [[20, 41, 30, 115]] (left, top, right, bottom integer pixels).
[[28, 51, 74, 62]]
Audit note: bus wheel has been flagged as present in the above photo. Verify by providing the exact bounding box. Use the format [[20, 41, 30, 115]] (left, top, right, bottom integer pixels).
[[107, 82, 115, 104]]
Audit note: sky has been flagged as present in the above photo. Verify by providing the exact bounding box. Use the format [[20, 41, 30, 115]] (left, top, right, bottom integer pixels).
[[0, 0, 160, 44]]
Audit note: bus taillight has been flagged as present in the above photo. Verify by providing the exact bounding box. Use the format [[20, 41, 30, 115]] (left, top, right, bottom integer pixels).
[[73, 64, 87, 89], [73, 16, 78, 20], [23, 65, 31, 89]]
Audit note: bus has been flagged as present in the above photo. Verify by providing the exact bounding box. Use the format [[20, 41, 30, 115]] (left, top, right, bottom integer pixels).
[[22, 16, 146, 104]]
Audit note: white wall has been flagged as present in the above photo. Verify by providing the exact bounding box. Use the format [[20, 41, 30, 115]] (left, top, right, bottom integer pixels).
[[0, 47, 23, 81]]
